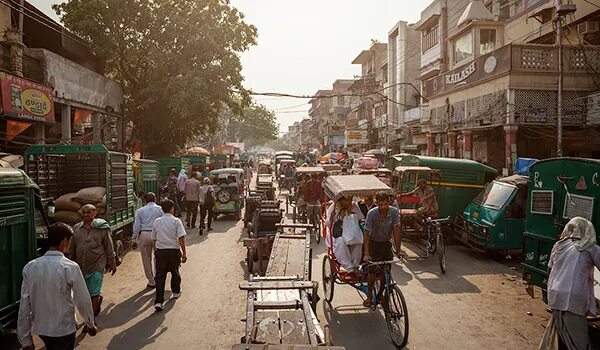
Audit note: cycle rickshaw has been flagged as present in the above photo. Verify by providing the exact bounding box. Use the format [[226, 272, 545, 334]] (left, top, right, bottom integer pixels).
[[321, 175, 409, 349], [394, 166, 449, 274], [285, 166, 327, 244]]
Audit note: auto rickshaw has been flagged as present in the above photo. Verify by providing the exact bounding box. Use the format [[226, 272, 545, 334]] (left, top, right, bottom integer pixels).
[[210, 168, 245, 220], [274, 151, 294, 177], [355, 168, 393, 187], [454, 174, 529, 253]]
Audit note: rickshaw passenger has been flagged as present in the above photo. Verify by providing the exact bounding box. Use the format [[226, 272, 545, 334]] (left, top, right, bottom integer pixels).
[[363, 192, 402, 307], [357, 195, 375, 218], [325, 196, 364, 272]]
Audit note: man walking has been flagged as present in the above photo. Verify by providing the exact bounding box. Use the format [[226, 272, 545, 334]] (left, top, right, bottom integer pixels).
[[69, 204, 117, 317], [152, 199, 187, 311], [363, 192, 402, 307], [199, 177, 215, 233], [18, 223, 97, 350], [184, 172, 202, 228], [133, 192, 164, 289]]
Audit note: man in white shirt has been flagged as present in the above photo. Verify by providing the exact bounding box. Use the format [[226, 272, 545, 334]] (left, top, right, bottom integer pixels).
[[151, 199, 187, 311], [133, 192, 164, 289], [18, 223, 97, 350]]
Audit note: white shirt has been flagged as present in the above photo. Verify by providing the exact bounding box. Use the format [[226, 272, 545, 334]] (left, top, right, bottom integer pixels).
[[18, 251, 94, 347], [198, 184, 213, 205], [151, 213, 187, 249], [133, 202, 164, 240], [177, 174, 188, 192]]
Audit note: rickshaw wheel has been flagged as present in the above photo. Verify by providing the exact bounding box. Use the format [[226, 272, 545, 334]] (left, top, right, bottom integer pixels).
[[322, 255, 335, 303], [314, 219, 321, 244], [437, 234, 446, 274], [384, 284, 409, 349], [115, 240, 124, 267]]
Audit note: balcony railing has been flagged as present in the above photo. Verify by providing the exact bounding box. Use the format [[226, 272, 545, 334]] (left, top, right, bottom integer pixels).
[[511, 44, 600, 74]]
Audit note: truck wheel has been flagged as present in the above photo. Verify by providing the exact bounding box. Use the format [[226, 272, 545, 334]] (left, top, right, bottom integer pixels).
[[115, 240, 125, 266]]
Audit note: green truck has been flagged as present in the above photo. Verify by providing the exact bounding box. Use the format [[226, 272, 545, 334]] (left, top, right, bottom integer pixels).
[[522, 157, 600, 293], [133, 158, 160, 196], [149, 156, 191, 183], [25, 144, 137, 265], [0, 168, 49, 337]]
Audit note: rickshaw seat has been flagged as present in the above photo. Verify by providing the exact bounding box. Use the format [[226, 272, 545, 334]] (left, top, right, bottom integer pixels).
[[400, 208, 417, 215], [398, 195, 420, 204]]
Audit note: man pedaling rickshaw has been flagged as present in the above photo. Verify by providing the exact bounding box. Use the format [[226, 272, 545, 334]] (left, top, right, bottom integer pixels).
[[401, 179, 439, 231]]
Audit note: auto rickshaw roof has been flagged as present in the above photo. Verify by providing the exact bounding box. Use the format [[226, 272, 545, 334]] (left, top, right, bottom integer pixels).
[[279, 159, 296, 164], [296, 167, 327, 174], [210, 168, 244, 175], [275, 155, 294, 160], [275, 151, 294, 156], [0, 168, 39, 189], [496, 174, 529, 187], [323, 175, 392, 201], [394, 166, 434, 173], [399, 155, 497, 174]]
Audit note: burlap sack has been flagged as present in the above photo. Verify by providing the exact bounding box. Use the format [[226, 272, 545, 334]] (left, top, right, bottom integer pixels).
[[96, 194, 107, 209], [73, 187, 106, 205], [55, 193, 82, 211], [55, 210, 82, 225]]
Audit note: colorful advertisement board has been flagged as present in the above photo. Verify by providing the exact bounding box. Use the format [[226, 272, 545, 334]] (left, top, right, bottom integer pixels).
[[0, 72, 55, 123]]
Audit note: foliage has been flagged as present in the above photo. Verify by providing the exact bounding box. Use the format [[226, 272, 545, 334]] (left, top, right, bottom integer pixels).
[[227, 103, 278, 148], [53, 0, 257, 155]]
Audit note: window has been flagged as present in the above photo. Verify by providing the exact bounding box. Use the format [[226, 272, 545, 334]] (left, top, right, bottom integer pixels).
[[337, 96, 345, 106], [563, 194, 594, 221], [480, 29, 497, 55], [422, 25, 439, 53], [530, 190, 554, 215], [454, 31, 473, 63], [498, 0, 510, 20]]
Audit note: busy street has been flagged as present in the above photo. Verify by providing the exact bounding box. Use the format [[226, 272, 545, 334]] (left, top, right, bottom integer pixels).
[[1, 0, 600, 349]]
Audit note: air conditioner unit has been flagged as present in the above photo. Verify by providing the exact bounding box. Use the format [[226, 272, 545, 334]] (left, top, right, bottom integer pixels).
[[578, 21, 600, 35]]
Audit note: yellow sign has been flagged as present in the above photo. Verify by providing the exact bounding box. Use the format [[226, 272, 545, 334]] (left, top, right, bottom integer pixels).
[[22, 88, 52, 116]]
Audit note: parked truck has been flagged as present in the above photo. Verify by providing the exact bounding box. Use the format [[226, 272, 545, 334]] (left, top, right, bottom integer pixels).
[[25, 144, 137, 265], [0, 168, 50, 339]]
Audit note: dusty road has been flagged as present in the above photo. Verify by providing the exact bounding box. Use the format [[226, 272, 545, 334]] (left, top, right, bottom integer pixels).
[[5, 192, 550, 350]]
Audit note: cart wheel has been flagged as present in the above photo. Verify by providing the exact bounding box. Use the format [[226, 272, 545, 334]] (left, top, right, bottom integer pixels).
[[437, 233, 446, 274], [314, 219, 321, 244], [246, 248, 254, 274], [384, 284, 409, 349], [322, 255, 335, 303], [115, 240, 124, 266]]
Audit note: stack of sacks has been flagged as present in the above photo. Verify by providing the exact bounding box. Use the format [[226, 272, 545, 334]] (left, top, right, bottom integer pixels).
[[54, 187, 107, 225]]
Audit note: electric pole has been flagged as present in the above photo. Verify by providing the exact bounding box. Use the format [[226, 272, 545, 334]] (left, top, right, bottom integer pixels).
[[555, 2, 576, 157]]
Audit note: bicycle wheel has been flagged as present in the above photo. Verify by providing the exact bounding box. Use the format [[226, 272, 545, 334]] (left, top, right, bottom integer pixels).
[[384, 284, 409, 349], [322, 255, 335, 303], [437, 232, 446, 274], [312, 213, 321, 244], [426, 225, 437, 255]]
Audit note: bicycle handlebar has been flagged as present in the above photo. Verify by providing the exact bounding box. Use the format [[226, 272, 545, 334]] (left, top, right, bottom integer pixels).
[[425, 216, 451, 224]]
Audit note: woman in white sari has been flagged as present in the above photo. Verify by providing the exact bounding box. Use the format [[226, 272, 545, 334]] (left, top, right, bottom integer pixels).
[[325, 196, 365, 272]]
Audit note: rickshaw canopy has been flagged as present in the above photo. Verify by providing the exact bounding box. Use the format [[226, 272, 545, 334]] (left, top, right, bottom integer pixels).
[[279, 159, 297, 165], [211, 168, 244, 178], [323, 175, 393, 201], [275, 151, 294, 156]]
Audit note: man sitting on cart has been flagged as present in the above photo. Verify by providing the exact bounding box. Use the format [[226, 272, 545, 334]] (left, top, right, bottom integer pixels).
[[325, 196, 365, 272], [363, 191, 402, 307], [402, 179, 438, 230]]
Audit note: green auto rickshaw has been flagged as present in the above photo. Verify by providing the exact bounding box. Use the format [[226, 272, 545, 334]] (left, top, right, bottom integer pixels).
[[522, 157, 600, 295], [454, 174, 529, 253]]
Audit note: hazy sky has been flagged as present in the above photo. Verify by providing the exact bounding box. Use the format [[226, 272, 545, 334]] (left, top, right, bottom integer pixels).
[[34, 0, 430, 133]]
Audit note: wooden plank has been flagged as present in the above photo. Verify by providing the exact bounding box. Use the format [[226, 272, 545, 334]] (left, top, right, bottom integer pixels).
[[240, 281, 315, 290], [268, 236, 291, 276], [232, 345, 346, 350], [254, 310, 282, 345], [254, 300, 302, 310], [245, 290, 255, 343], [284, 238, 307, 277], [279, 310, 309, 345]]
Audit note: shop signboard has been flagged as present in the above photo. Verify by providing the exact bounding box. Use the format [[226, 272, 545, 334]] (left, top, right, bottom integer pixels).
[[345, 129, 368, 145], [424, 45, 511, 99], [0, 72, 55, 123]]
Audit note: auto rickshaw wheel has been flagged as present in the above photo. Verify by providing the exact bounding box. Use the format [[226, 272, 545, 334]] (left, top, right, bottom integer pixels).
[[322, 255, 335, 303]]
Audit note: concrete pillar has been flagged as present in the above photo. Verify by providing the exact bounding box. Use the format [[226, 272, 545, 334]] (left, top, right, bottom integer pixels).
[[504, 125, 518, 174], [448, 131, 457, 158], [61, 104, 71, 144], [462, 131, 473, 160], [426, 133, 435, 156], [32, 124, 45, 144], [92, 113, 103, 144]]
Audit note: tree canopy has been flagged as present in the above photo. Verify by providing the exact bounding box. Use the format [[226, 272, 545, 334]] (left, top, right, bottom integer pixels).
[[227, 103, 278, 148], [54, 0, 257, 155]]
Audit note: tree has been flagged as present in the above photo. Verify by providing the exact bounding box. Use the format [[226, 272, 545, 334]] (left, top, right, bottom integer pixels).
[[227, 103, 278, 148], [54, 0, 257, 155]]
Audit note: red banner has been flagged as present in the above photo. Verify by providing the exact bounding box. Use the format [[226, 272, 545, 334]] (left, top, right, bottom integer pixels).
[[0, 72, 55, 123]]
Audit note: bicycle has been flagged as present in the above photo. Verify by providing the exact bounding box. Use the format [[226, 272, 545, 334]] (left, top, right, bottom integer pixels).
[[306, 202, 321, 244]]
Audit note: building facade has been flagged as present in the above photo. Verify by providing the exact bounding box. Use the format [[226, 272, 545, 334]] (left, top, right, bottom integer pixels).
[[413, 0, 600, 173]]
